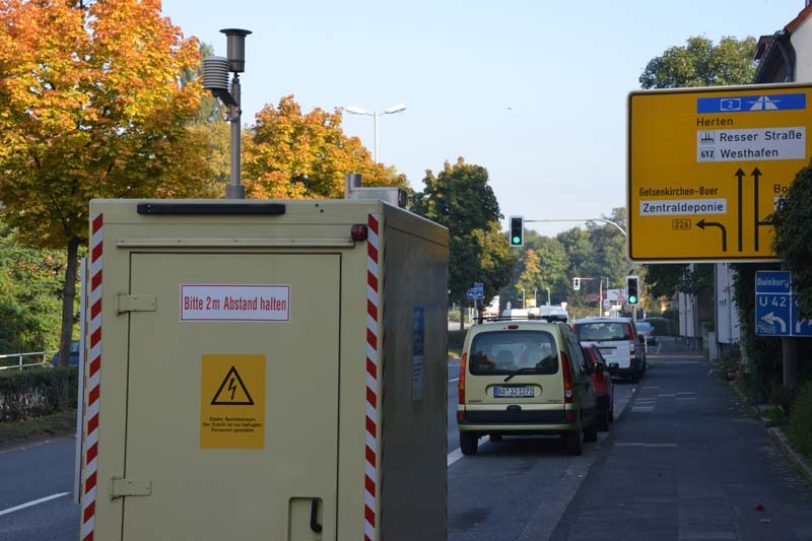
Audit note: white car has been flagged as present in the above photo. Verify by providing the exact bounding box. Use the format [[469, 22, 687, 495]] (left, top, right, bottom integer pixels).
[[574, 317, 646, 381]]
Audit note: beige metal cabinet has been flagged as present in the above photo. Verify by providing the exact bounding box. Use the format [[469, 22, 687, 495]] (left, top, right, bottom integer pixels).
[[78, 199, 448, 541]]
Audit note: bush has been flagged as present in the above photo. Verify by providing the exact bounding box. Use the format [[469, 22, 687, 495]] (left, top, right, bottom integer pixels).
[[715, 347, 742, 382], [787, 381, 812, 461], [0, 367, 77, 421]]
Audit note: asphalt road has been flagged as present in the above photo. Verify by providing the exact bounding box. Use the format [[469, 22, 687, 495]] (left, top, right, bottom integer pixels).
[[549, 342, 812, 541], [0, 438, 80, 541], [4, 338, 812, 541], [447, 358, 638, 541]]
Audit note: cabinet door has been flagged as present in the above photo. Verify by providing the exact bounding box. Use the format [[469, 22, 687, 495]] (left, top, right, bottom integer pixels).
[[124, 253, 340, 541]]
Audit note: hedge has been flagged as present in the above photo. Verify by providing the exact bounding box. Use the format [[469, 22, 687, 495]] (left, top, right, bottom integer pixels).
[[0, 367, 77, 421], [788, 381, 812, 461]]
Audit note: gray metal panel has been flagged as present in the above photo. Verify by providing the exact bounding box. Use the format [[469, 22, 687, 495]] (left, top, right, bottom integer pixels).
[[380, 208, 448, 541]]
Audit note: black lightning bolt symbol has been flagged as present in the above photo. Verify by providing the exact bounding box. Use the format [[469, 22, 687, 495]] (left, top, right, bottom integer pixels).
[[228, 378, 237, 400]]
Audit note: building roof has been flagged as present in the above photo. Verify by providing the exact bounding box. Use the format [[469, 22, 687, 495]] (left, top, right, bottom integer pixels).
[[753, 3, 812, 82]]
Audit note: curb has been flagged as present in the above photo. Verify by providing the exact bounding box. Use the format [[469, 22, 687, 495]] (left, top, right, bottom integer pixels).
[[767, 426, 812, 485], [723, 378, 812, 486]]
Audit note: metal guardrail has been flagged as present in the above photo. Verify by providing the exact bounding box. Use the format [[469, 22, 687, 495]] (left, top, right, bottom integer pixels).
[[0, 351, 52, 371]]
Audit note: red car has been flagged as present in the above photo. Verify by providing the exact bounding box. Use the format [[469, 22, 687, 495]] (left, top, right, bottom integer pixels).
[[581, 344, 614, 431]]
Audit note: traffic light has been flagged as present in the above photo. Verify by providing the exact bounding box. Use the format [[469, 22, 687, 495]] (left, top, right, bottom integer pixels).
[[626, 275, 640, 305], [509, 216, 524, 247], [573, 277, 581, 291]]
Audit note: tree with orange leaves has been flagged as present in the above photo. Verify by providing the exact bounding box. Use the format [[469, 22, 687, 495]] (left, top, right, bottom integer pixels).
[[0, 0, 214, 365], [243, 95, 406, 199]]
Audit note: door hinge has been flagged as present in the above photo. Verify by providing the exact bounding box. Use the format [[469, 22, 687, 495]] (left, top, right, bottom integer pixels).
[[117, 294, 157, 314], [111, 477, 152, 498]]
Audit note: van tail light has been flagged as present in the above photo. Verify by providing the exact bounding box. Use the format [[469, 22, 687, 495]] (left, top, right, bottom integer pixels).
[[625, 325, 635, 340], [630, 341, 637, 355], [560, 350, 573, 403], [458, 352, 467, 405]]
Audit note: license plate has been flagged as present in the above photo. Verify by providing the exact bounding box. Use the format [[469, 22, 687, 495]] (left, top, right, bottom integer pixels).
[[493, 386, 534, 398]]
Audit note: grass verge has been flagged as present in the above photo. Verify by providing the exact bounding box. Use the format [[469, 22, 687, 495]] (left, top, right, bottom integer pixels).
[[0, 409, 76, 449]]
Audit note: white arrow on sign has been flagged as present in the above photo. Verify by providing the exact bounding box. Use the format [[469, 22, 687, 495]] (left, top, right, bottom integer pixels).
[[762, 312, 787, 333], [796, 319, 812, 334]]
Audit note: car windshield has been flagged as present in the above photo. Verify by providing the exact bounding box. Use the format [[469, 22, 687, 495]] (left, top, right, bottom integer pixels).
[[635, 322, 652, 332], [575, 322, 633, 342], [469, 330, 559, 376]]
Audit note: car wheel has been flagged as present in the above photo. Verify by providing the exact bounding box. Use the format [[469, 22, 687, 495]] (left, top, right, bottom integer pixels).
[[596, 410, 610, 432], [460, 432, 478, 456], [583, 416, 598, 442], [564, 426, 583, 456], [489, 433, 503, 442]]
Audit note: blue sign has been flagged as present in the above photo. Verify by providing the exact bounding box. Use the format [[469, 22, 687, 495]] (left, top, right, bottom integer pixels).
[[413, 307, 425, 356], [755, 271, 792, 294], [698, 93, 806, 114], [791, 298, 812, 337], [755, 271, 812, 337], [467, 282, 484, 301]]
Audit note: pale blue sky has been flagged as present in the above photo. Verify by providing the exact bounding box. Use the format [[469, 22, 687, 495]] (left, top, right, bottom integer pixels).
[[163, 0, 797, 236]]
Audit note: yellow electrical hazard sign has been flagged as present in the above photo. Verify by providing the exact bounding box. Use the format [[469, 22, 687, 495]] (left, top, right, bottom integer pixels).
[[200, 354, 265, 449]]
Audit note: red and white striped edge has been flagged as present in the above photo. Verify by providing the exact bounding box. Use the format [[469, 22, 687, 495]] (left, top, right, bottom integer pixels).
[[81, 213, 103, 541], [364, 213, 382, 541]]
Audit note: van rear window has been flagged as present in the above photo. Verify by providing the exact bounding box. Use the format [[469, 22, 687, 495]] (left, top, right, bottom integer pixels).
[[469, 331, 558, 375], [574, 322, 633, 342]]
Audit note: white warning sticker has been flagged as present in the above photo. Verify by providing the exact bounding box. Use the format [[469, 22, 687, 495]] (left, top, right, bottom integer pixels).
[[181, 285, 290, 322]]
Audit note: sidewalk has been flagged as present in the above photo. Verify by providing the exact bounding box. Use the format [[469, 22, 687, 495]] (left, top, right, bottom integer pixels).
[[549, 347, 812, 541]]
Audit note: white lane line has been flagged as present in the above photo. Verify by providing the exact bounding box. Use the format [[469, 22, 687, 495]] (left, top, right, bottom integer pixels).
[[0, 492, 70, 518], [447, 436, 488, 466], [449, 378, 459, 383]]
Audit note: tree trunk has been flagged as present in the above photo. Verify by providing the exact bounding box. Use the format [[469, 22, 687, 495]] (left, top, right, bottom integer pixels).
[[58, 237, 81, 367], [459, 300, 464, 332]]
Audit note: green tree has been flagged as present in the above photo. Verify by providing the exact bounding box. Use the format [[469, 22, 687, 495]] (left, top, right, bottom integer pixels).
[[412, 158, 516, 326], [640, 36, 758, 89], [773, 164, 812, 318], [0, 0, 214, 365], [0, 221, 64, 354], [515, 249, 542, 305]]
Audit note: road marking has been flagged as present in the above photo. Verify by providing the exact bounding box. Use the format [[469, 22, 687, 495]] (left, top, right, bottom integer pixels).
[[449, 378, 459, 383], [447, 436, 488, 466], [0, 492, 69, 518]]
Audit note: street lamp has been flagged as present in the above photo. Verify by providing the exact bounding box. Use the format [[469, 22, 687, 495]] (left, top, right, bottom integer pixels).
[[342, 104, 406, 162]]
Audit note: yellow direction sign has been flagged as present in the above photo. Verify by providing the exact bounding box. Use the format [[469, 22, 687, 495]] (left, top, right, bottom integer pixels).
[[200, 354, 265, 449], [628, 83, 812, 261]]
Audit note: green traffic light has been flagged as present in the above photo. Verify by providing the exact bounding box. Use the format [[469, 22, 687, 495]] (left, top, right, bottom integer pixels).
[[629, 295, 638, 304], [512, 236, 521, 245]]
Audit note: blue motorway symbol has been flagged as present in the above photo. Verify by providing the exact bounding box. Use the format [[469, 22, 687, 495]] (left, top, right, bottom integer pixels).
[[755, 293, 791, 336], [697, 93, 806, 114]]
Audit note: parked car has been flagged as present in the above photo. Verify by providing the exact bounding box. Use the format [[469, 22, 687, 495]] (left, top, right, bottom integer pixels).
[[635, 320, 657, 346], [580, 344, 614, 431], [50, 340, 81, 367], [574, 317, 646, 382], [457, 320, 598, 456]]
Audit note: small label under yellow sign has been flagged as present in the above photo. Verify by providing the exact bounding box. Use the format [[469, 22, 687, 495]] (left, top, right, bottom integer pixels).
[[200, 354, 265, 449]]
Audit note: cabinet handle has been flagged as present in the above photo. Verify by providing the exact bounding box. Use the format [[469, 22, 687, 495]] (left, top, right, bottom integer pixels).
[[310, 499, 323, 534]]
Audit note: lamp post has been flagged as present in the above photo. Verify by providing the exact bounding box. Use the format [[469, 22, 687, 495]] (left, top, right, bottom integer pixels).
[[342, 104, 406, 162]]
